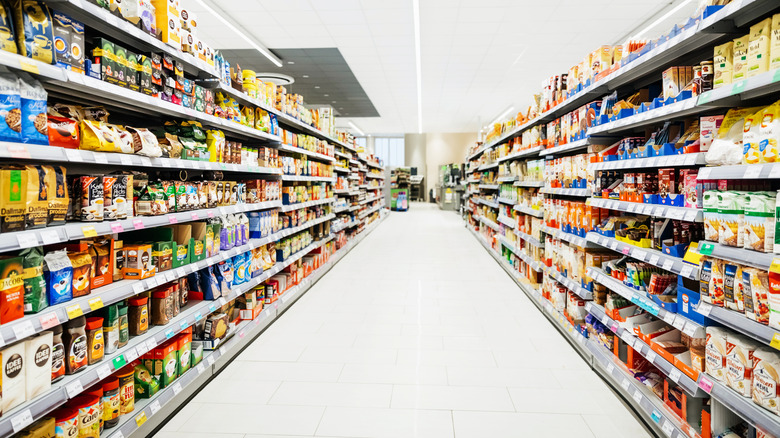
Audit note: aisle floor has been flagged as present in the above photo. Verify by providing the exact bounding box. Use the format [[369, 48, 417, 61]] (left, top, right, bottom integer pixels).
[[156, 203, 651, 438]]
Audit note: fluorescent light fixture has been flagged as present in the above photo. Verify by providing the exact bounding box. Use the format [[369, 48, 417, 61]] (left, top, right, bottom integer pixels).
[[634, 0, 694, 39], [349, 122, 365, 136], [489, 106, 514, 126], [193, 0, 282, 68], [412, 0, 422, 134]]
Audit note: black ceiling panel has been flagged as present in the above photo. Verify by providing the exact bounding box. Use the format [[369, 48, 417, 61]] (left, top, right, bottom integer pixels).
[[218, 47, 379, 118]]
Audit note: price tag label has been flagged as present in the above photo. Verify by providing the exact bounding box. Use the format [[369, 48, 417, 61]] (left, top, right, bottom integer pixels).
[[632, 389, 643, 403], [96, 364, 111, 379], [662, 420, 675, 437], [196, 363, 205, 374], [672, 318, 686, 331], [66, 304, 83, 319], [207, 211, 214, 218], [632, 249, 647, 261], [731, 80, 747, 95], [654, 207, 665, 216], [698, 167, 712, 179], [621, 247, 630, 255], [662, 260, 674, 271], [65, 149, 82, 162], [770, 164, 780, 179], [171, 382, 182, 395], [146, 339, 157, 352], [744, 166, 762, 179], [94, 153, 108, 164], [120, 155, 133, 166], [168, 215, 178, 224], [669, 368, 682, 383], [698, 375, 714, 393], [165, 329, 174, 339], [645, 350, 657, 363], [112, 355, 126, 370], [65, 380, 84, 398], [680, 265, 694, 278], [81, 226, 97, 238], [145, 277, 157, 288], [140, 157, 152, 167], [124, 347, 139, 363], [12, 320, 34, 340], [667, 209, 684, 220], [219, 346, 227, 356], [16, 232, 38, 249], [110, 222, 124, 233], [206, 355, 215, 366], [149, 400, 161, 415], [770, 333, 780, 351], [190, 212, 199, 220], [194, 312, 202, 321], [10, 409, 33, 432], [39, 312, 59, 329], [88, 297, 103, 311], [610, 242, 618, 250], [135, 412, 147, 426], [133, 219, 145, 230], [132, 282, 144, 294], [647, 255, 659, 265], [621, 379, 630, 391], [39, 229, 60, 245], [180, 320, 188, 330]]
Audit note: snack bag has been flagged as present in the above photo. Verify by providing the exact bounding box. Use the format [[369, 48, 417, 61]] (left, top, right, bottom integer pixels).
[[80, 120, 118, 152], [744, 194, 775, 253], [43, 250, 72, 305], [753, 348, 780, 415], [743, 108, 763, 164], [744, 268, 770, 324], [0, 71, 20, 142], [747, 18, 771, 77], [11, 0, 54, 64], [709, 258, 725, 307], [18, 73, 47, 144], [714, 41, 733, 89], [759, 101, 780, 163], [718, 191, 744, 248]]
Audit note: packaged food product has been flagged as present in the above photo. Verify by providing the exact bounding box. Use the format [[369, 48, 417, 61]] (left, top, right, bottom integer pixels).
[[53, 407, 79, 438], [102, 377, 120, 429], [47, 115, 79, 148], [760, 101, 780, 164], [0, 3, 17, 55], [724, 263, 744, 312], [18, 74, 47, 145], [80, 120, 118, 152], [72, 175, 104, 222], [743, 268, 770, 324], [71, 394, 100, 438], [718, 191, 744, 247], [118, 302, 129, 348], [742, 194, 775, 253], [43, 250, 72, 305], [753, 348, 780, 415], [51, 324, 64, 382], [748, 18, 771, 77], [0, 71, 20, 142], [703, 191, 720, 242], [0, 166, 27, 232], [133, 362, 159, 399], [117, 367, 134, 415], [726, 333, 760, 397], [42, 165, 68, 226], [21, 246, 46, 313], [18, 417, 54, 438], [1, 340, 25, 411], [151, 288, 173, 326], [84, 384, 103, 434], [128, 296, 149, 336], [709, 258, 725, 307], [102, 304, 119, 355], [11, 0, 54, 64], [63, 315, 87, 374], [127, 126, 162, 157], [0, 256, 24, 324], [25, 330, 52, 400], [706, 326, 729, 381], [67, 251, 91, 298], [743, 108, 763, 164], [714, 41, 733, 88], [85, 316, 104, 365], [733, 35, 750, 82]]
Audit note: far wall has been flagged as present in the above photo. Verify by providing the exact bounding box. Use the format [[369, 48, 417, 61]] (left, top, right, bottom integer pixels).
[[403, 132, 477, 202]]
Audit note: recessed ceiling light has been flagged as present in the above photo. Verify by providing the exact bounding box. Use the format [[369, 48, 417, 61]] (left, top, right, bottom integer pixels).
[[314, 86, 320, 89], [287, 61, 295, 64], [302, 75, 309, 78], [339, 107, 343, 110], [332, 101, 337, 104], [324, 94, 329, 97]]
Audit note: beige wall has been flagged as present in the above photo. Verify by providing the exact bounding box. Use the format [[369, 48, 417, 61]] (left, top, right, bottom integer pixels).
[[402, 132, 477, 201]]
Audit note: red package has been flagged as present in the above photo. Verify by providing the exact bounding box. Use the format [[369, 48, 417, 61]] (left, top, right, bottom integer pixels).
[[47, 116, 79, 149]]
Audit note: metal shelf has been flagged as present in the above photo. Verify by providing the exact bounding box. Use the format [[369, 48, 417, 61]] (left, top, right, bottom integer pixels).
[[540, 187, 591, 197], [539, 138, 591, 157], [697, 367, 780, 437], [365, 173, 384, 179], [513, 180, 545, 188], [333, 166, 350, 173], [587, 338, 701, 438], [697, 241, 773, 271], [497, 197, 517, 205], [700, 162, 780, 180], [479, 216, 500, 231], [280, 197, 335, 212], [496, 235, 542, 272], [543, 266, 592, 300], [278, 144, 335, 162], [43, 72, 281, 143], [513, 205, 544, 218], [586, 233, 698, 280], [585, 302, 705, 397], [497, 175, 517, 183], [497, 214, 516, 229], [359, 196, 382, 205], [0, 200, 281, 256], [281, 175, 336, 183], [477, 198, 499, 209], [694, 301, 778, 349], [478, 184, 500, 190], [496, 146, 543, 163], [478, 162, 499, 171], [588, 267, 688, 323], [517, 230, 544, 248], [540, 225, 597, 249], [588, 98, 701, 135], [587, 198, 703, 222], [589, 153, 705, 171]]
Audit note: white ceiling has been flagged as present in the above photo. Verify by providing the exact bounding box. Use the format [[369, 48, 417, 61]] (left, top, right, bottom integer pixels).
[[189, 0, 698, 135]]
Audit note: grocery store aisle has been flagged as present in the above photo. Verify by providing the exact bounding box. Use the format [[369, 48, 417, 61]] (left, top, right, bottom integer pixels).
[[156, 203, 650, 438]]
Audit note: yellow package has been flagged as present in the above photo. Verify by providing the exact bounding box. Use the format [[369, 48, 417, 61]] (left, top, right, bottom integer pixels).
[[714, 42, 733, 89], [80, 120, 118, 152], [748, 18, 771, 77], [719, 107, 764, 140], [744, 108, 763, 164], [733, 35, 749, 82], [240, 105, 254, 128], [759, 101, 780, 163], [771, 14, 780, 71], [206, 129, 225, 162]]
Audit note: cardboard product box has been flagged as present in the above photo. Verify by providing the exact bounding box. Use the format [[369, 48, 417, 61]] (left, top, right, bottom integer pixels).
[[700, 116, 724, 153], [25, 331, 52, 400], [1, 341, 26, 412], [202, 313, 228, 340], [52, 12, 71, 70], [176, 329, 192, 375], [190, 340, 203, 366], [190, 222, 206, 262], [171, 224, 191, 268], [123, 243, 155, 280], [152, 240, 173, 272], [126, 50, 139, 92], [67, 238, 114, 290], [92, 38, 117, 84], [151, 0, 181, 48], [153, 341, 178, 387], [662, 66, 681, 100]]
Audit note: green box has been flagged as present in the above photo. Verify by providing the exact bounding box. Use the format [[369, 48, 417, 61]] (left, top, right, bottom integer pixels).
[[176, 334, 191, 375], [172, 224, 192, 268], [151, 240, 173, 272]]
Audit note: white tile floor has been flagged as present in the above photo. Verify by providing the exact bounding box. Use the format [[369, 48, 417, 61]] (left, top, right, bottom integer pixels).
[[156, 203, 652, 438]]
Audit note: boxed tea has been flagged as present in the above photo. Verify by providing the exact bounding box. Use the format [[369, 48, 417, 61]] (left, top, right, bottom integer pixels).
[[152, 341, 177, 387]]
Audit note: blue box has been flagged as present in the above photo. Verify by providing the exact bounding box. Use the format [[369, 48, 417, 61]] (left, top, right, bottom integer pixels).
[[652, 295, 678, 313], [659, 193, 684, 207], [677, 278, 715, 326], [662, 242, 689, 258]]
